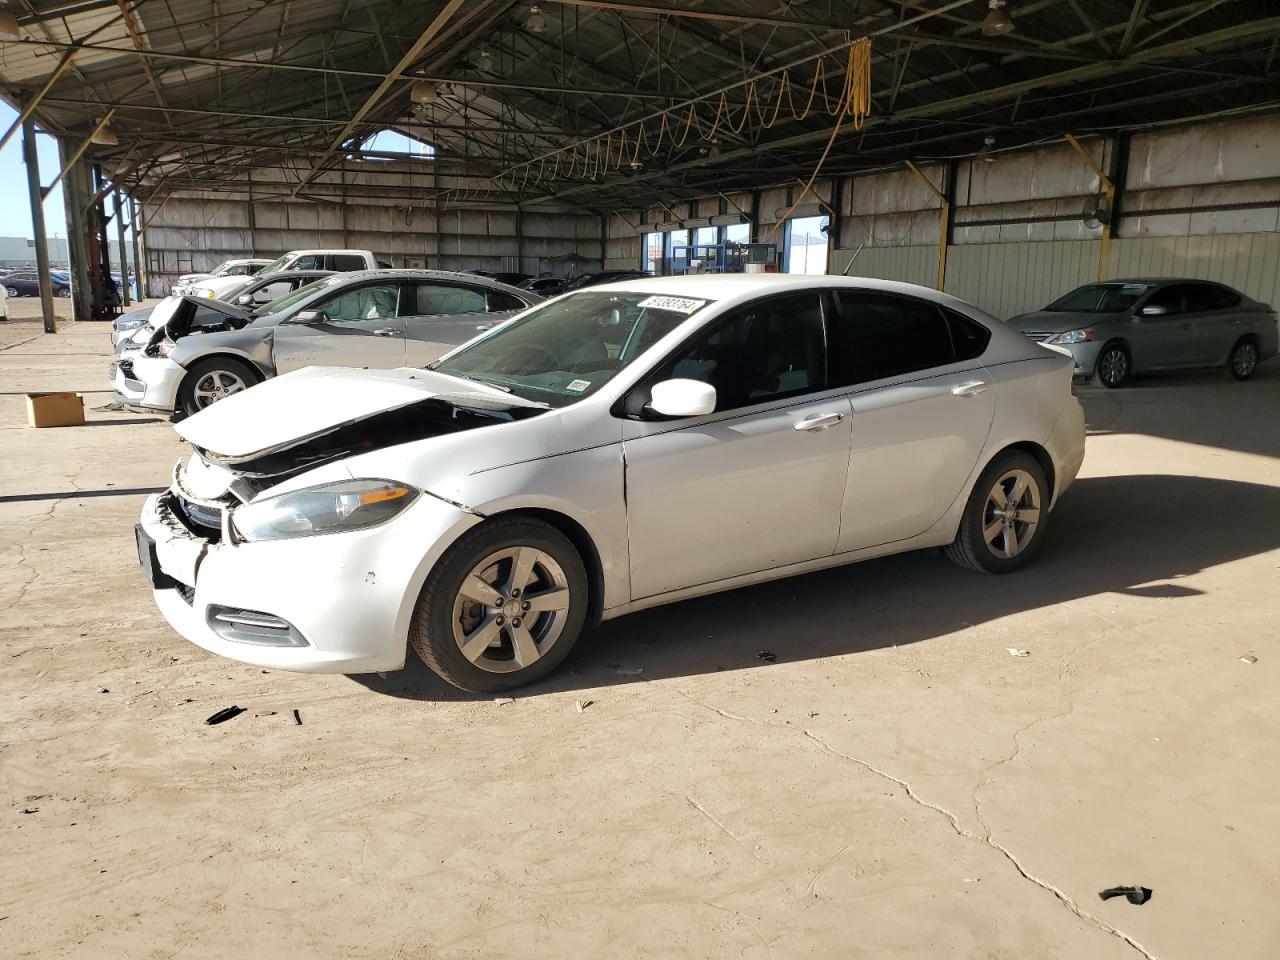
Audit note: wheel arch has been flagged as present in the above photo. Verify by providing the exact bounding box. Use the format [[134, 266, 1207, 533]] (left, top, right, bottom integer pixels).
[[481, 507, 606, 628], [174, 352, 268, 420], [1096, 335, 1132, 368]]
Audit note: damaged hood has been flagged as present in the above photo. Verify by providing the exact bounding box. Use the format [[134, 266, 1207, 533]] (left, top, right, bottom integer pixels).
[[174, 365, 545, 460]]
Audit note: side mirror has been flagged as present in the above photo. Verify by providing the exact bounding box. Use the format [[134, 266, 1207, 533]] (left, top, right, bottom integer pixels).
[[649, 379, 716, 418], [1139, 304, 1167, 317], [235, 294, 253, 306], [293, 309, 323, 324]]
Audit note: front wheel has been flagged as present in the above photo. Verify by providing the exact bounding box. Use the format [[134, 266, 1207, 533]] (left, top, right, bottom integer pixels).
[[1228, 339, 1259, 381], [945, 451, 1050, 574], [54, 286, 70, 297], [5, 286, 17, 298], [176, 357, 261, 416], [410, 517, 589, 692], [1093, 342, 1130, 388]]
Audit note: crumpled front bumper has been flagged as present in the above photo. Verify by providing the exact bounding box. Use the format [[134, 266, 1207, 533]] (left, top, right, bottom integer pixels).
[[138, 488, 480, 674], [110, 353, 185, 412]]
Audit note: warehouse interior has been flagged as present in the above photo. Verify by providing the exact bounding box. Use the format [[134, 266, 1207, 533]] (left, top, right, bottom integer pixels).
[[4, 3, 1280, 959]]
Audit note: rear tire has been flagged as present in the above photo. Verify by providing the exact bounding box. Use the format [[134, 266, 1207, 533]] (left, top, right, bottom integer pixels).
[[54, 286, 70, 297], [945, 451, 1050, 574], [176, 357, 262, 417], [1228, 338, 1259, 381], [1093, 341, 1130, 388], [409, 517, 589, 693], [5, 286, 17, 298]]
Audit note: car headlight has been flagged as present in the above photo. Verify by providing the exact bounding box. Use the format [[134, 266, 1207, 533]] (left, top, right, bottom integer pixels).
[[1048, 328, 1094, 345], [129, 325, 153, 344], [114, 316, 147, 333], [232, 480, 418, 542]]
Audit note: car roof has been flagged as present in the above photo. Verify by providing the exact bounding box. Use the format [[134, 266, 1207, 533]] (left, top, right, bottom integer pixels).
[[596, 273, 953, 300], [320, 268, 538, 292]]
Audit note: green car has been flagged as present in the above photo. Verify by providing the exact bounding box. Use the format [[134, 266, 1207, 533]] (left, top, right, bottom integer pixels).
[[1007, 278, 1279, 387]]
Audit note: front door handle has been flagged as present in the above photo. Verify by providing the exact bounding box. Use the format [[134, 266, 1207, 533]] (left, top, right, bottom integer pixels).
[[951, 380, 988, 398], [373, 327, 400, 337], [1227, 319, 1242, 326], [794, 411, 844, 432]]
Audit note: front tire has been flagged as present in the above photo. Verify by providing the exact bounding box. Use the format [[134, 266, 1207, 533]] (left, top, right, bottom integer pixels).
[[1093, 342, 1130, 388], [1228, 338, 1259, 381], [409, 517, 589, 692], [5, 286, 17, 298], [54, 286, 70, 297], [176, 357, 261, 416], [945, 451, 1050, 574]]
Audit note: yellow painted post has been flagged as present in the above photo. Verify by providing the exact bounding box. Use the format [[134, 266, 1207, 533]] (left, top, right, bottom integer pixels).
[[1064, 133, 1114, 281], [905, 160, 948, 290]]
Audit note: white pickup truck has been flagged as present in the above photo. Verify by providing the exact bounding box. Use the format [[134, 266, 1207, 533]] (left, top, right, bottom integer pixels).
[[189, 249, 386, 300]]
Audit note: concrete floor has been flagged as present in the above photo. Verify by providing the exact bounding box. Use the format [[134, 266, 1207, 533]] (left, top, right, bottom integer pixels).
[[3, 311, 1278, 960]]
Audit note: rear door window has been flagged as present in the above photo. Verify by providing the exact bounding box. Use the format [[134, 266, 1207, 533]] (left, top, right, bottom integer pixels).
[[1185, 283, 1240, 312], [487, 290, 527, 312], [830, 291, 980, 385], [328, 254, 368, 271], [411, 283, 488, 316]]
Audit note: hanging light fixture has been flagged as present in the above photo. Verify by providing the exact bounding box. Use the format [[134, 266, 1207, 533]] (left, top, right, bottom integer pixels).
[[475, 49, 495, 73], [978, 134, 997, 162], [526, 4, 547, 34], [91, 123, 119, 146], [410, 80, 439, 103], [0, 10, 22, 40], [981, 0, 1015, 37]]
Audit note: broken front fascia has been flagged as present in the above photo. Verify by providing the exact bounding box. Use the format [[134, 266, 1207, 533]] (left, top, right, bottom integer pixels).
[[143, 296, 255, 357]]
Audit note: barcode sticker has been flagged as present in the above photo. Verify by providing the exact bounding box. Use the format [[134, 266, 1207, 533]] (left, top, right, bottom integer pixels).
[[637, 295, 706, 314]]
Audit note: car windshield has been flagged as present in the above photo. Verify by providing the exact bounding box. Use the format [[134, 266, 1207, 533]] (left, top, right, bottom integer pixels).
[[208, 260, 236, 277], [430, 291, 713, 407], [255, 254, 290, 275], [1045, 282, 1152, 312], [249, 275, 342, 319]]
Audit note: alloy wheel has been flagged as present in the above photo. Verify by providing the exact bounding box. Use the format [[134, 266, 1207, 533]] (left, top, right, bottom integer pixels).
[[192, 369, 248, 408], [5, 287, 17, 297], [1098, 347, 1128, 386], [1232, 342, 1258, 379], [451, 546, 572, 674], [982, 468, 1042, 560]]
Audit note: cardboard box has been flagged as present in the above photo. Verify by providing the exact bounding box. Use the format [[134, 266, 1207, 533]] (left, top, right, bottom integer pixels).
[[26, 392, 85, 428]]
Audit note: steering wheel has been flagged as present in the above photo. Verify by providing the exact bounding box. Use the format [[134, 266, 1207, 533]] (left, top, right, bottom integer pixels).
[[508, 343, 559, 373]]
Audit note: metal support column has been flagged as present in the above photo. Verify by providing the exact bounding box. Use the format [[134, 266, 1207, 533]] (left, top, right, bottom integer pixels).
[[59, 137, 93, 322], [114, 189, 130, 306], [1065, 133, 1115, 281], [130, 196, 144, 298], [905, 160, 949, 290], [515, 205, 525, 274], [22, 117, 57, 333]]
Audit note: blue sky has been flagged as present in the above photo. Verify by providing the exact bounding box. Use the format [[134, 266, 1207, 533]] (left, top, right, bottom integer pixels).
[[0, 102, 69, 241]]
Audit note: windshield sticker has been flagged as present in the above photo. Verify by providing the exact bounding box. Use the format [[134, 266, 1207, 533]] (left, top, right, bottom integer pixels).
[[637, 295, 706, 314], [566, 379, 591, 392]]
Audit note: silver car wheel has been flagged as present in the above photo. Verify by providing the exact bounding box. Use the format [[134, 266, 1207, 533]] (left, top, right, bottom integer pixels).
[[192, 369, 248, 408], [451, 546, 572, 674], [1098, 347, 1128, 386], [982, 468, 1042, 560], [1232, 342, 1258, 379]]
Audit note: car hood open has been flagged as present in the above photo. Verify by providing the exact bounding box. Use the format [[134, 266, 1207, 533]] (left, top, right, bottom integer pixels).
[[175, 365, 546, 461]]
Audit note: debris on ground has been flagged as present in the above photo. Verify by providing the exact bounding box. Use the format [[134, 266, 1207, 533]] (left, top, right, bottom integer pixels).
[[99, 687, 109, 693], [757, 650, 777, 663], [21, 807, 39, 815], [204, 705, 246, 725], [291, 709, 302, 726], [616, 666, 644, 676], [575, 700, 593, 713], [1099, 886, 1152, 905], [254, 711, 277, 717], [1239, 655, 1258, 664], [494, 697, 516, 705], [1006, 648, 1031, 658]]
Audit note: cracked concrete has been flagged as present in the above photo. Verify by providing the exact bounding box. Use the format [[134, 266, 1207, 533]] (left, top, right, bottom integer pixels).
[[2, 319, 1279, 959]]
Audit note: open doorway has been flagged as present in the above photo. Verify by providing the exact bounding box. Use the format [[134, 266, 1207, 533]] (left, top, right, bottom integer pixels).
[[785, 215, 829, 274]]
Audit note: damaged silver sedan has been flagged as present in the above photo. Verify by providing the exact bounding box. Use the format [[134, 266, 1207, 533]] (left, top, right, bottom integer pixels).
[[110, 270, 540, 417]]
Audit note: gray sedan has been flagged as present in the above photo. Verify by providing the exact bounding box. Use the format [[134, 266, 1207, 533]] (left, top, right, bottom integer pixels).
[[112, 270, 541, 417], [1007, 278, 1278, 387]]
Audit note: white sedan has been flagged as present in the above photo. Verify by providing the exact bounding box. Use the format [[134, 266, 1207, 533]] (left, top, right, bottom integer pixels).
[[135, 275, 1085, 691]]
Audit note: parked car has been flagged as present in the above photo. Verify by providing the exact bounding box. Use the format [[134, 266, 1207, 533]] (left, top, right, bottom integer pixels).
[[112, 270, 540, 416], [172, 258, 272, 295], [189, 269, 335, 305], [0, 284, 7, 319], [519, 276, 568, 296], [465, 270, 532, 286], [135, 274, 1085, 692], [4, 270, 71, 297], [1007, 278, 1278, 387], [564, 270, 651, 292], [112, 304, 158, 350]]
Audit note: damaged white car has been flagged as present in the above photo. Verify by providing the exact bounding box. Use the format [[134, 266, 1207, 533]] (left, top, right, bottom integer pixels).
[[136, 275, 1086, 692]]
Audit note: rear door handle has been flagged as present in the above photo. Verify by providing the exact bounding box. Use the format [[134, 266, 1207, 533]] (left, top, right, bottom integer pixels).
[[373, 327, 400, 337], [794, 411, 844, 432], [951, 380, 988, 398]]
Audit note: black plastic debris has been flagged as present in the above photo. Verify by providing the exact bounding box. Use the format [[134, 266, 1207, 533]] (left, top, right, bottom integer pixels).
[[1099, 886, 1152, 905], [204, 705, 246, 725], [757, 650, 777, 663], [291, 709, 302, 726]]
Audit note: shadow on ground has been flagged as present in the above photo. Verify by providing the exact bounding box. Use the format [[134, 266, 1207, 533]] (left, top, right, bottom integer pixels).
[[353, 473, 1280, 702]]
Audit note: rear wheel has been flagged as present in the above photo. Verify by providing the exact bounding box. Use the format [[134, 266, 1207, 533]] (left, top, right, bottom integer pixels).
[[410, 517, 588, 692], [176, 357, 261, 416], [1093, 342, 1130, 388], [54, 286, 70, 297], [1228, 338, 1259, 381], [945, 451, 1049, 574], [5, 286, 17, 298]]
